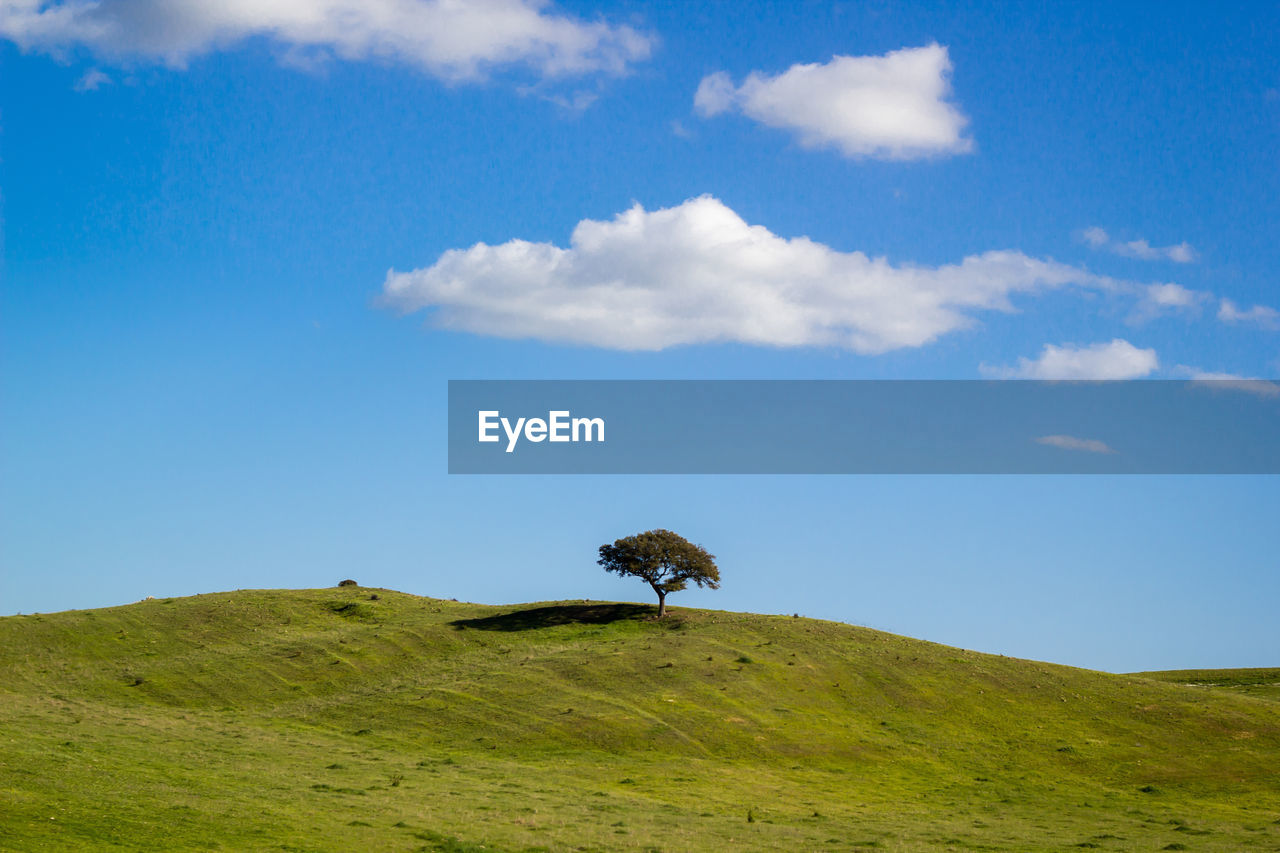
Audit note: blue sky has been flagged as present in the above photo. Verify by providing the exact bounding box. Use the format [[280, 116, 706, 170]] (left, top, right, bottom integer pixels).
[[2, 0, 1277, 672]]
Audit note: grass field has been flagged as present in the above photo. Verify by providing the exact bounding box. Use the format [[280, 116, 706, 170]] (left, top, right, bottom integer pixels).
[[1136, 668, 1280, 704], [1, 587, 1278, 851]]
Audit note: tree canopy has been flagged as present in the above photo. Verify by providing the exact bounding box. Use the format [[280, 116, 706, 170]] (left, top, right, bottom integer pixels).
[[597, 529, 719, 618]]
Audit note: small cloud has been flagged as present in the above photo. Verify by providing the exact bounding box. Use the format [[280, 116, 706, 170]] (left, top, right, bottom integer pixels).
[[1115, 239, 1196, 263], [1172, 366, 1280, 399], [274, 45, 333, 75], [73, 68, 111, 92], [1128, 282, 1210, 322], [669, 119, 692, 138], [518, 86, 599, 112], [1142, 283, 1205, 309], [694, 44, 973, 160], [1218, 298, 1280, 331], [1079, 227, 1196, 263], [1081, 226, 1109, 248], [1035, 434, 1117, 454], [693, 71, 737, 117], [1192, 379, 1280, 399], [981, 339, 1159, 380]]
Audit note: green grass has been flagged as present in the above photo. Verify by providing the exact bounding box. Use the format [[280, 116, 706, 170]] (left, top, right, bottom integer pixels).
[[1135, 668, 1280, 703], [2, 587, 1278, 851]]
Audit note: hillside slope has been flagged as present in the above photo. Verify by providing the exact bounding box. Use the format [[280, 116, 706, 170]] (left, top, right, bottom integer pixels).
[[1136, 668, 1280, 703], [2, 587, 1278, 852]]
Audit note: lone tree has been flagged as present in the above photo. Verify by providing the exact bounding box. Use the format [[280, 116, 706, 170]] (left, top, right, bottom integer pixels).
[[597, 529, 720, 618]]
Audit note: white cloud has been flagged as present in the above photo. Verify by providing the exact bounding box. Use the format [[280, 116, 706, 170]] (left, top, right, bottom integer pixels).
[[1035, 435, 1117, 454], [518, 85, 598, 111], [693, 71, 736, 116], [694, 44, 972, 160], [1081, 226, 1109, 248], [1141, 283, 1205, 309], [73, 66, 110, 90], [1128, 282, 1210, 322], [1080, 227, 1196, 263], [0, 0, 653, 81], [381, 195, 1106, 354], [1218, 298, 1280, 330], [1172, 367, 1280, 399], [981, 339, 1159, 379], [1192, 378, 1280, 399], [1162, 243, 1197, 264]]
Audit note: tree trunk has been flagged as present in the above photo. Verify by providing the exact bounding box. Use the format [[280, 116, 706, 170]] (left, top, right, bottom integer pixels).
[[656, 589, 667, 618]]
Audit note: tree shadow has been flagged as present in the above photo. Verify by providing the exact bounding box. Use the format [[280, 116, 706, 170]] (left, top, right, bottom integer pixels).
[[449, 603, 655, 632]]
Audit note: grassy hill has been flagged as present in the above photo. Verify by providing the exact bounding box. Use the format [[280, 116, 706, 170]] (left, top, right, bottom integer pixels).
[[1, 587, 1278, 852], [1135, 668, 1280, 703]]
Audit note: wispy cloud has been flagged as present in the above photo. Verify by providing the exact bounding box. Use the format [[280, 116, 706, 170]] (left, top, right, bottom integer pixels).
[[694, 44, 972, 160], [517, 84, 600, 112], [981, 339, 1159, 379], [72, 67, 110, 91], [1081, 227, 1196, 263], [0, 0, 654, 82], [1128, 282, 1210, 322], [1035, 434, 1117, 454], [381, 195, 1115, 354], [1218, 298, 1280, 331], [1172, 367, 1280, 399]]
